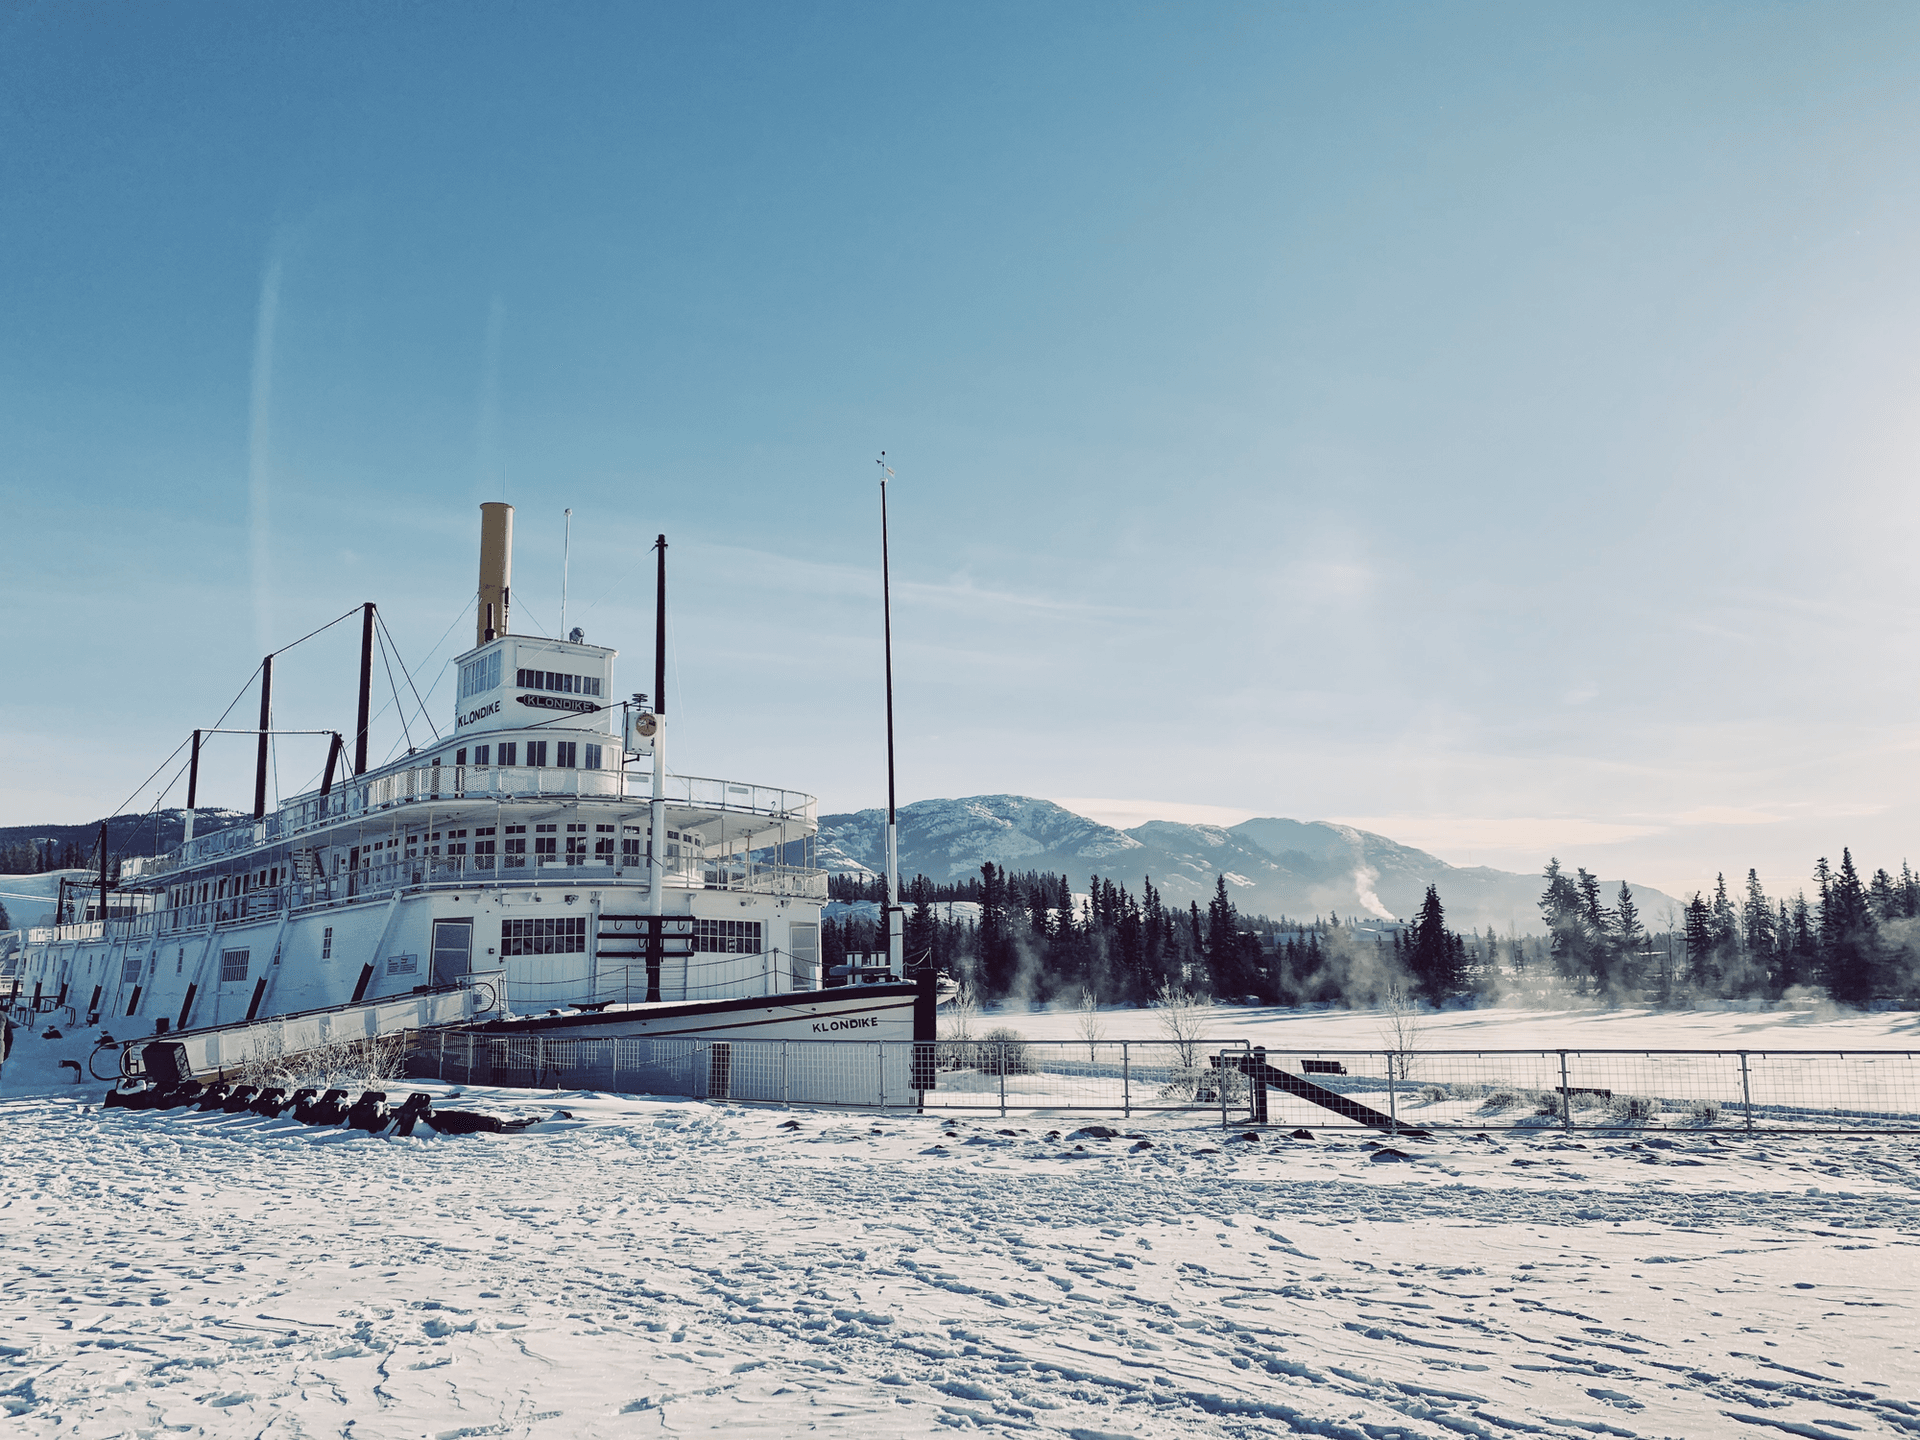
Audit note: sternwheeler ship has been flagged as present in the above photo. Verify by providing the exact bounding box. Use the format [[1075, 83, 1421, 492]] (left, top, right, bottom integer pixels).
[[2, 504, 925, 1095]]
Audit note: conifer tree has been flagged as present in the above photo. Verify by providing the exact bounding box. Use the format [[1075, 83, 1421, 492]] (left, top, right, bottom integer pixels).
[[1683, 892, 1716, 988], [1612, 882, 1644, 989], [1869, 868, 1898, 923], [1824, 848, 1878, 1005], [1742, 869, 1775, 991], [1204, 875, 1242, 994], [1407, 884, 1460, 1003]]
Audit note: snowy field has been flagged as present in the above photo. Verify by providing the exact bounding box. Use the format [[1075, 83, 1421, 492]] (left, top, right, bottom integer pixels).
[[995, 999, 1920, 1052], [5, 1076, 1918, 1439]]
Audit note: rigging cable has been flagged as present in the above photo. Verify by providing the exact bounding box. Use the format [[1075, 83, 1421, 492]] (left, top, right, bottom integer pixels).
[[375, 607, 447, 746], [100, 660, 264, 851], [375, 622, 416, 755]]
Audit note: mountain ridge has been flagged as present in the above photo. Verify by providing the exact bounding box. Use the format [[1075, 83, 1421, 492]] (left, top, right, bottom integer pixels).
[[817, 794, 1677, 934]]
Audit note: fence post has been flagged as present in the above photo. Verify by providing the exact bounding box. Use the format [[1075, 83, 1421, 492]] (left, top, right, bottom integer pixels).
[[878, 1040, 886, 1109], [1739, 1051, 1753, 1132], [781, 1041, 789, 1106], [1220, 1053, 1229, 1129], [1387, 1051, 1398, 1133], [1122, 1041, 1131, 1120], [998, 1041, 1007, 1119], [1558, 1050, 1572, 1135], [609, 1037, 619, 1093]]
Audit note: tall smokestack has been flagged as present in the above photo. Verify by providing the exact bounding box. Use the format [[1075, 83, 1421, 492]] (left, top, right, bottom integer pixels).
[[478, 502, 513, 646]]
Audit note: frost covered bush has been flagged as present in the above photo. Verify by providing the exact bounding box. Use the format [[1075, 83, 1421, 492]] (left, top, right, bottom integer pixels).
[[975, 1027, 1033, 1076], [1686, 1099, 1723, 1126], [1606, 1094, 1655, 1124], [236, 1032, 406, 1092]]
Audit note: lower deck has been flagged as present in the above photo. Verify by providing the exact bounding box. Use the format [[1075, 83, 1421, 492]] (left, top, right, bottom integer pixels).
[[7, 880, 824, 1035]]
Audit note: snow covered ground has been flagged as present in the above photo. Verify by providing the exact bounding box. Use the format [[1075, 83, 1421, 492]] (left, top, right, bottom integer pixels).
[[5, 1075, 1918, 1438]]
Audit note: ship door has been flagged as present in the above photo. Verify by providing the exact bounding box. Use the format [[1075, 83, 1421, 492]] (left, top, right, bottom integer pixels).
[[431, 919, 473, 988]]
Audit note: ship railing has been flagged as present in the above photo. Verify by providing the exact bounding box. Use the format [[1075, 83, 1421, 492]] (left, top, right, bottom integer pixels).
[[94, 856, 827, 942], [137, 766, 816, 880], [26, 920, 107, 945]]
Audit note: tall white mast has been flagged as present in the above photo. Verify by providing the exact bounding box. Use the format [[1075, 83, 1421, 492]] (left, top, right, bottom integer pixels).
[[879, 455, 903, 979]]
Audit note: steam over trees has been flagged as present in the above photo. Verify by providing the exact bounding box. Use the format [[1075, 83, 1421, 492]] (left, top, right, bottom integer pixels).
[[816, 844, 1920, 1011], [1539, 848, 1920, 1004]]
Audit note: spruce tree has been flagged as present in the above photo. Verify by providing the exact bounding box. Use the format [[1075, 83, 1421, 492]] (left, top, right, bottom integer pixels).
[[1683, 893, 1716, 988], [1407, 884, 1458, 1003], [1205, 875, 1242, 995], [1613, 882, 1644, 990], [1742, 870, 1774, 964], [905, 874, 936, 973], [1870, 868, 1898, 923], [1825, 848, 1878, 1005]]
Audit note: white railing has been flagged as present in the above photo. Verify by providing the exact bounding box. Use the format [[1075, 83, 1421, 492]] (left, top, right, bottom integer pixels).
[[65, 853, 827, 946], [138, 764, 818, 881]]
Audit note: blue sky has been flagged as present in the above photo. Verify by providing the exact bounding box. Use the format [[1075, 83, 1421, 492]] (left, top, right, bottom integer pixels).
[[5, 3, 1920, 901]]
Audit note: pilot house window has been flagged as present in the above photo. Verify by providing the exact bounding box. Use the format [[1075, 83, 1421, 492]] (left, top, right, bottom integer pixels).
[[516, 668, 602, 697], [459, 651, 503, 699]]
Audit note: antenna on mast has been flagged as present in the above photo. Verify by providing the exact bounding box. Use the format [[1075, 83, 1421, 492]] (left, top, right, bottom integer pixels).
[[561, 507, 572, 636]]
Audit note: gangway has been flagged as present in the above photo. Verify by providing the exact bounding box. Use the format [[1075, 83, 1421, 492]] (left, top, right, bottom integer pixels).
[[103, 972, 506, 1084]]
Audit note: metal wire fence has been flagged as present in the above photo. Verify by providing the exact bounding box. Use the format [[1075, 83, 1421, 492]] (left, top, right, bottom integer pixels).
[[404, 1035, 1920, 1134]]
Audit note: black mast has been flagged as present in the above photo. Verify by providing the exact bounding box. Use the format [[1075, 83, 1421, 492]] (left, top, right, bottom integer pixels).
[[253, 653, 272, 820], [653, 535, 667, 719], [354, 602, 374, 776]]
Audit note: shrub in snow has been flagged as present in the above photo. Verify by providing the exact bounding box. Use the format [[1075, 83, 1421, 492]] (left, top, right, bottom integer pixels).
[[975, 1027, 1033, 1076]]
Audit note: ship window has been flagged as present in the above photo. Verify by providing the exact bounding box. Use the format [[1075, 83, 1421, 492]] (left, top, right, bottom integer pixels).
[[513, 667, 600, 697], [596, 823, 614, 832], [694, 919, 761, 955], [497, 742, 517, 766], [595, 835, 614, 862], [459, 652, 502, 700], [500, 916, 587, 956], [566, 833, 587, 862], [322, 926, 332, 960], [220, 949, 250, 983], [121, 954, 141, 983], [456, 749, 467, 766], [621, 837, 640, 862], [476, 826, 496, 836], [556, 741, 577, 768], [474, 745, 490, 766], [527, 741, 547, 767], [584, 743, 602, 769], [176, 947, 183, 974]]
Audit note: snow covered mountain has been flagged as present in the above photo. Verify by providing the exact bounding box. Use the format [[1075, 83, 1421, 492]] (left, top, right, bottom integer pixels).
[[817, 796, 1677, 934]]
